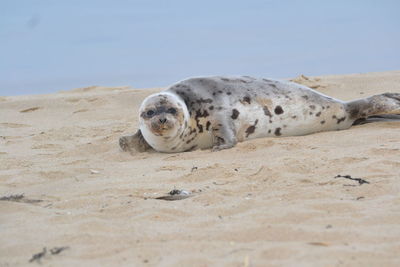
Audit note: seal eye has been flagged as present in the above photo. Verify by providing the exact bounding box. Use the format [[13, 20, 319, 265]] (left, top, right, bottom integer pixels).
[[146, 110, 155, 117], [167, 108, 177, 115]]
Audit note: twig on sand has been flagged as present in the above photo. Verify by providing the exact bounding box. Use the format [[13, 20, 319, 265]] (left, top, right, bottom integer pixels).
[[0, 194, 42, 204], [334, 175, 370, 185], [29, 247, 47, 263], [50, 246, 69, 255], [0, 194, 25, 201], [28, 246, 69, 263]]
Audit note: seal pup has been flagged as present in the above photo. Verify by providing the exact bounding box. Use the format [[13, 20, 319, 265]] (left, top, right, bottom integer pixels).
[[119, 76, 400, 153]]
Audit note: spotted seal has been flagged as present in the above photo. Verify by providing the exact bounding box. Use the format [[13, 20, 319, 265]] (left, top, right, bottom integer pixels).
[[119, 76, 400, 153]]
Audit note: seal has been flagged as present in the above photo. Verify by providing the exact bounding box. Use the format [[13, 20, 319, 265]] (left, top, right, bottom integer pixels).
[[119, 76, 400, 153]]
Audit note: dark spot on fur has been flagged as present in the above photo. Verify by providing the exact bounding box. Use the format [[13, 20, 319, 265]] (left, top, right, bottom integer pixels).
[[212, 92, 216, 96], [196, 98, 213, 104], [347, 106, 362, 119], [274, 106, 284, 115], [337, 116, 346, 124], [227, 91, 231, 95], [245, 119, 258, 138], [217, 107, 223, 110], [263, 78, 272, 82], [316, 112, 321, 117], [263, 106, 272, 117], [309, 112, 313, 115], [320, 120, 325, 124], [302, 95, 309, 100], [268, 129, 271, 133], [194, 109, 210, 134], [269, 84, 277, 89], [274, 128, 281, 136], [200, 110, 210, 117], [206, 121, 211, 131], [292, 115, 297, 119], [186, 136, 197, 144], [221, 78, 231, 82], [245, 126, 255, 138], [327, 105, 330, 109], [209, 105, 214, 110], [231, 109, 240, 119], [218, 90, 223, 94], [242, 96, 251, 104], [309, 105, 316, 110], [189, 127, 197, 135]]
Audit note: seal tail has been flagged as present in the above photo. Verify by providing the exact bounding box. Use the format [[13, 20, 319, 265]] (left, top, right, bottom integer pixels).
[[346, 93, 400, 123]]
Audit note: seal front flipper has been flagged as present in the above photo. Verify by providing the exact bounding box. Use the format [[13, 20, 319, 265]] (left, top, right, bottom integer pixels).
[[211, 119, 237, 151], [119, 129, 152, 152]]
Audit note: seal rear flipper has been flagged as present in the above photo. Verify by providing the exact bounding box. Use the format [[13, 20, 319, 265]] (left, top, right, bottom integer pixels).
[[346, 93, 400, 121], [119, 129, 152, 153], [352, 114, 400, 125]]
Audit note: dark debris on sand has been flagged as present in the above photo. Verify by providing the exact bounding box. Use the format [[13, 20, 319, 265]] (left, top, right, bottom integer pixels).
[[0, 194, 42, 204], [29, 246, 69, 263], [29, 247, 47, 263], [334, 175, 370, 185], [155, 189, 192, 201]]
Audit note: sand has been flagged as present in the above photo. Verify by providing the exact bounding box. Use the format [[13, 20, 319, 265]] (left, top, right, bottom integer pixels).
[[1, 71, 400, 267]]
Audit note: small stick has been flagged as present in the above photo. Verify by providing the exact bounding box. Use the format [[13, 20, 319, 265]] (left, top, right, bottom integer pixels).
[[334, 175, 370, 185]]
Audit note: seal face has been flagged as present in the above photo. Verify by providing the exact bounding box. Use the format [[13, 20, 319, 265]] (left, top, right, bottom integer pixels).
[[120, 76, 400, 153], [138, 92, 190, 152]]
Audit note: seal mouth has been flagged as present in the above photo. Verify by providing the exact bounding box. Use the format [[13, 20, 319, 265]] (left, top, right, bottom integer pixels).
[[150, 121, 173, 136]]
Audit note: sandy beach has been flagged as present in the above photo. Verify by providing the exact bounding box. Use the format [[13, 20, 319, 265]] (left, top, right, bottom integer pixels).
[[1, 71, 400, 266]]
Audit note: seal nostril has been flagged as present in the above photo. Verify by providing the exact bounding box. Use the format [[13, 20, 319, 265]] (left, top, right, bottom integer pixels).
[[159, 118, 167, 124]]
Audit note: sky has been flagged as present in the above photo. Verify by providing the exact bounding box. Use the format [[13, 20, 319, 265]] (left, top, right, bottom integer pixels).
[[1, 0, 399, 96]]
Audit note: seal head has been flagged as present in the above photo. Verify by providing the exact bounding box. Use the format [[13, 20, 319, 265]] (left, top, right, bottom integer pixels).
[[139, 92, 189, 152]]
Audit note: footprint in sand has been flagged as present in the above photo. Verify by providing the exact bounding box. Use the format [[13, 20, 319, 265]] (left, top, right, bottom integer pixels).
[[20, 107, 41, 113]]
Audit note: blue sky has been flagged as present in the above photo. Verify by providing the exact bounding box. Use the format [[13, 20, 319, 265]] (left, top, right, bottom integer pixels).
[[1, 0, 399, 95]]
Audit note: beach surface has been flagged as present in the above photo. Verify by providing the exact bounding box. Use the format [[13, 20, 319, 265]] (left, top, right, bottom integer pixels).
[[1, 71, 400, 266]]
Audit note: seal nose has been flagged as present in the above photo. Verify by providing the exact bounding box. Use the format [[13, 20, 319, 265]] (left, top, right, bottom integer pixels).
[[159, 118, 167, 124]]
